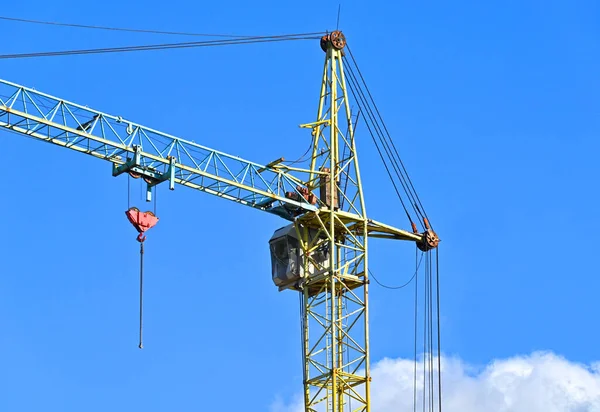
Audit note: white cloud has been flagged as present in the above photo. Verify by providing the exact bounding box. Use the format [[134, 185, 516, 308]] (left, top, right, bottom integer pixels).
[[272, 352, 600, 412]]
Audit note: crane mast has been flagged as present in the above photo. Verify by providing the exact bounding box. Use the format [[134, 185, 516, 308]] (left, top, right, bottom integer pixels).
[[296, 31, 371, 411], [0, 31, 439, 412]]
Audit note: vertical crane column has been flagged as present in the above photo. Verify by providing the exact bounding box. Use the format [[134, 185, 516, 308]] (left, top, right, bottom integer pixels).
[[298, 31, 371, 412]]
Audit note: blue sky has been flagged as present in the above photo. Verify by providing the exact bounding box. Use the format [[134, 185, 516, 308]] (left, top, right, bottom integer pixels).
[[1, 1, 599, 411]]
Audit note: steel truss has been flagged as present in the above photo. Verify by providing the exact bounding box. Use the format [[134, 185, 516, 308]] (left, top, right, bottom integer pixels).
[[296, 33, 372, 412], [0, 78, 319, 219], [0, 31, 433, 412]]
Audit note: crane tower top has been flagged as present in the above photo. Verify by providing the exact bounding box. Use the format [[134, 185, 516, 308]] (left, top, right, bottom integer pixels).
[[320, 30, 347, 52]]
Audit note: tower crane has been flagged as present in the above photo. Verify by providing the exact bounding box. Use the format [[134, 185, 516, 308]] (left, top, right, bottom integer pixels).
[[0, 31, 439, 411]]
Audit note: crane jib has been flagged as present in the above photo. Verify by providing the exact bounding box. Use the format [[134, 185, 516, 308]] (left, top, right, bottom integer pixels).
[[0, 91, 431, 243], [0, 82, 320, 220]]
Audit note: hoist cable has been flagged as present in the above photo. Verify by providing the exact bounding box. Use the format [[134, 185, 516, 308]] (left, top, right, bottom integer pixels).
[[413, 246, 419, 412], [421, 250, 440, 412], [138, 241, 145, 349], [127, 174, 131, 209], [345, 58, 425, 228], [345, 60, 422, 222], [346, 45, 429, 222], [0, 33, 323, 60], [344, 60, 424, 227], [415, 249, 443, 411], [346, 45, 431, 227], [427, 251, 431, 412], [285, 138, 315, 166], [429, 251, 435, 412], [368, 252, 423, 290], [436, 248, 442, 412], [344, 64, 414, 224], [0, 15, 263, 38], [422, 255, 428, 412], [348, 71, 412, 222]]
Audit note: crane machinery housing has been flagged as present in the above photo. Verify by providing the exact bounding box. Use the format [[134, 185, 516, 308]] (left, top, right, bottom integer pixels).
[[0, 30, 439, 412]]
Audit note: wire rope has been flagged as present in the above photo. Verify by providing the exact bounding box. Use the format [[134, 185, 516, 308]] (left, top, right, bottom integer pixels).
[[0, 33, 324, 60], [435, 248, 442, 412], [413, 245, 419, 412], [0, 15, 323, 39], [344, 64, 414, 224], [368, 252, 423, 290], [346, 45, 431, 227], [344, 60, 423, 225]]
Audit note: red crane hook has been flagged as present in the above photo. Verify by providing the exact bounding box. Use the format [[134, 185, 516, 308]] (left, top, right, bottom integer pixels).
[[125, 207, 159, 242]]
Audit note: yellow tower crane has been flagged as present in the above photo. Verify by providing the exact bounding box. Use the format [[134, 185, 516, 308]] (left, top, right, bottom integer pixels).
[[0, 31, 439, 411]]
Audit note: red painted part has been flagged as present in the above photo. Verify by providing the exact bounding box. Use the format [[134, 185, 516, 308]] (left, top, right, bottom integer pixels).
[[126, 207, 159, 234]]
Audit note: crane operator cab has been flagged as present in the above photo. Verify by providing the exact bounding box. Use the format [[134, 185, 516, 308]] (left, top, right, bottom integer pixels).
[[269, 224, 329, 291]]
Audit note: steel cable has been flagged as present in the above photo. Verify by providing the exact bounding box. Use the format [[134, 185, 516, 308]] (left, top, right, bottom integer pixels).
[[0, 15, 325, 39], [344, 62, 415, 224], [413, 245, 419, 412], [345, 60, 423, 226], [429, 251, 435, 412], [0, 33, 324, 60], [436, 248, 442, 412], [368, 252, 423, 290], [345, 45, 431, 227]]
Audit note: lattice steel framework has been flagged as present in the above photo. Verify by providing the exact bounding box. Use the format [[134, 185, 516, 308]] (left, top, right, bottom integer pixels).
[[294, 32, 371, 412], [0, 78, 320, 219], [0, 31, 435, 412]]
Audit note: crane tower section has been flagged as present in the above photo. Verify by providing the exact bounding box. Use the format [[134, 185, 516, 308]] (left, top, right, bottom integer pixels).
[[298, 31, 370, 412], [267, 31, 373, 412]]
